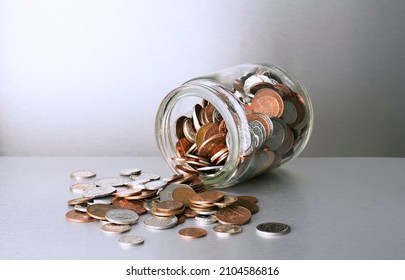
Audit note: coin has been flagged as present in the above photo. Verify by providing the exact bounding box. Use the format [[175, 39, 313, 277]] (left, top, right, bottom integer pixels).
[[178, 228, 207, 239], [101, 223, 131, 234], [197, 133, 226, 158], [216, 205, 251, 225], [112, 198, 147, 215], [144, 180, 167, 190], [256, 222, 291, 236], [237, 195, 258, 203], [265, 118, 287, 151], [68, 196, 93, 206], [70, 170, 96, 180], [171, 186, 196, 207], [250, 88, 284, 118], [105, 209, 139, 225], [155, 200, 184, 213], [213, 195, 238, 207], [86, 204, 116, 220], [73, 204, 87, 212], [94, 177, 129, 188], [119, 168, 141, 176], [143, 215, 178, 230], [234, 198, 259, 214], [82, 186, 116, 198], [125, 190, 157, 200], [189, 191, 224, 205], [66, 210, 96, 223], [118, 235, 144, 247], [114, 188, 143, 197], [69, 183, 96, 194], [195, 214, 217, 224], [213, 224, 242, 235]]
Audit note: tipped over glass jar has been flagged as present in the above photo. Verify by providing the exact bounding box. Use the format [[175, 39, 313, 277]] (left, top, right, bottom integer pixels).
[[155, 64, 313, 188]]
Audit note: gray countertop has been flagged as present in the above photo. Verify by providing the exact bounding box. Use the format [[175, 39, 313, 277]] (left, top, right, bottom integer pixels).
[[0, 157, 404, 260]]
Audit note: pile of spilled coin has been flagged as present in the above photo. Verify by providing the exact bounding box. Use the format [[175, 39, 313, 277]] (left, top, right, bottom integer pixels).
[[66, 169, 290, 247]]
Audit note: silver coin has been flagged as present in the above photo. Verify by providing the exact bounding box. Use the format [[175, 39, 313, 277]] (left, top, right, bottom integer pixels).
[[91, 197, 113, 204], [101, 223, 131, 234], [213, 224, 242, 235], [192, 104, 203, 130], [70, 170, 96, 180], [243, 74, 263, 94], [125, 181, 145, 189], [196, 165, 223, 173], [105, 209, 139, 225], [82, 186, 116, 198], [249, 120, 266, 149], [131, 172, 160, 183], [118, 235, 144, 247], [94, 177, 129, 188], [119, 168, 142, 176], [69, 183, 96, 194], [158, 183, 191, 201], [256, 222, 291, 236], [191, 208, 217, 215], [143, 215, 178, 230], [73, 204, 87, 213], [144, 180, 167, 191], [281, 100, 298, 125], [143, 200, 159, 211], [239, 127, 253, 156], [195, 214, 217, 224], [265, 118, 287, 151]]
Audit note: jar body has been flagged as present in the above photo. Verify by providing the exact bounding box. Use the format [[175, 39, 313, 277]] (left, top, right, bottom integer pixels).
[[155, 64, 313, 188]]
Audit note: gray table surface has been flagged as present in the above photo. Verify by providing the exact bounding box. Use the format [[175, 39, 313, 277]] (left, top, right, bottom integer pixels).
[[0, 156, 404, 260]]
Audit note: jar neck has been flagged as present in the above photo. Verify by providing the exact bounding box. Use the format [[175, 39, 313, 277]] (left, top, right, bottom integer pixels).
[[155, 80, 251, 188]]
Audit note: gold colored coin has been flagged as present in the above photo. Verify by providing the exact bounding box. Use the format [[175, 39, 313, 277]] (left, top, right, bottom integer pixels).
[[189, 191, 224, 205], [67, 197, 93, 206], [172, 186, 197, 207], [86, 204, 116, 220], [216, 205, 251, 225]]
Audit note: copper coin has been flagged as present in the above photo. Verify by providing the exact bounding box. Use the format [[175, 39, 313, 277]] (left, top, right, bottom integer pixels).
[[176, 137, 193, 157], [234, 199, 259, 214], [237, 195, 258, 204], [172, 186, 197, 207], [175, 164, 197, 175], [197, 133, 226, 158], [150, 206, 185, 217], [189, 191, 224, 205], [216, 205, 251, 225], [184, 208, 198, 218], [175, 116, 187, 139], [176, 214, 186, 225], [213, 195, 238, 207], [203, 103, 216, 123], [155, 200, 184, 212], [112, 198, 147, 215], [68, 197, 93, 206], [86, 204, 116, 220], [274, 83, 293, 97], [114, 188, 143, 197], [251, 88, 284, 118], [66, 210, 96, 223], [178, 227, 207, 239]]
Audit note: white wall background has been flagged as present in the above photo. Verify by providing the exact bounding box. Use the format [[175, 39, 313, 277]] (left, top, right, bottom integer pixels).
[[1, 0, 404, 156]]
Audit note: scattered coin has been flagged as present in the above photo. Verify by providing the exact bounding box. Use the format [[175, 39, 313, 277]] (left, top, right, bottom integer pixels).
[[237, 195, 258, 204], [65, 210, 96, 223], [105, 209, 139, 225], [213, 224, 242, 235], [144, 180, 167, 191], [73, 204, 87, 212], [112, 198, 147, 215], [68, 197, 93, 206], [86, 204, 116, 220], [195, 214, 217, 224], [114, 188, 143, 197], [70, 170, 96, 180], [69, 183, 96, 194], [256, 222, 291, 236], [171, 186, 196, 207], [101, 223, 131, 234], [178, 227, 207, 239], [94, 177, 129, 188], [82, 186, 116, 198], [119, 168, 142, 176], [118, 235, 144, 247], [216, 205, 251, 225], [234, 198, 259, 214], [143, 215, 178, 230]]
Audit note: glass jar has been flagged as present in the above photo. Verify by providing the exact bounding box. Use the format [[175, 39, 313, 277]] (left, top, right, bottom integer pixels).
[[155, 64, 313, 188]]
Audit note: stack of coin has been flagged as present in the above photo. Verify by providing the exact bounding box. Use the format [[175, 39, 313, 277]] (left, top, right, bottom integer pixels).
[[171, 68, 309, 182]]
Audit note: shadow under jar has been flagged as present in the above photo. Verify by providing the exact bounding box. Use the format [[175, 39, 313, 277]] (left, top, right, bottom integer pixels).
[[155, 64, 313, 189]]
